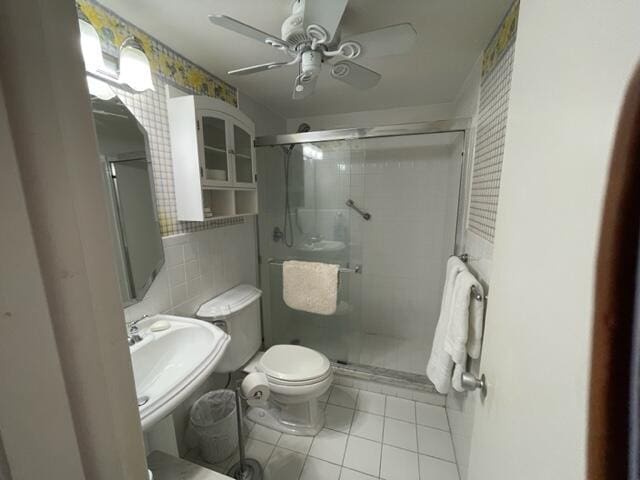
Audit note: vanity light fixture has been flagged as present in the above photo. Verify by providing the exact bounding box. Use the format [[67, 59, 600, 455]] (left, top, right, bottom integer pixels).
[[77, 12, 154, 96], [78, 13, 116, 99], [117, 36, 155, 92]]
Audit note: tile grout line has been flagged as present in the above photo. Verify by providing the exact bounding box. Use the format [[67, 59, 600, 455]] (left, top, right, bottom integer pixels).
[[415, 401, 422, 480], [445, 406, 463, 480], [378, 393, 387, 478]]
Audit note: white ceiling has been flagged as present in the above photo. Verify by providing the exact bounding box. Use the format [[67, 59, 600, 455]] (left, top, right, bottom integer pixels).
[[98, 0, 513, 119]]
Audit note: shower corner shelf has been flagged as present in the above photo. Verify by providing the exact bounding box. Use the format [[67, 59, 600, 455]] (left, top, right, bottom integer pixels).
[[167, 93, 258, 221]]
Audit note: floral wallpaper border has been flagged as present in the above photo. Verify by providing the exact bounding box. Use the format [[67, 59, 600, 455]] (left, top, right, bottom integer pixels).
[[76, 0, 237, 106], [482, 0, 519, 78]]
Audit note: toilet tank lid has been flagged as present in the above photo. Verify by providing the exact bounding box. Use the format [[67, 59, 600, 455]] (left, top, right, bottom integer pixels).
[[196, 284, 262, 320]]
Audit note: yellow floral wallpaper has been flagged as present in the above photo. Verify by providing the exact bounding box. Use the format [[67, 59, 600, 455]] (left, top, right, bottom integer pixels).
[[76, 0, 237, 105], [482, 0, 520, 78]]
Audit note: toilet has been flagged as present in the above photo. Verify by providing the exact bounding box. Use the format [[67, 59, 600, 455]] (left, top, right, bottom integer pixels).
[[196, 284, 333, 436]]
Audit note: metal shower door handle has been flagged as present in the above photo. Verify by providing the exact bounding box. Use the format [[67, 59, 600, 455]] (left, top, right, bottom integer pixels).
[[461, 372, 487, 395], [346, 199, 371, 220]]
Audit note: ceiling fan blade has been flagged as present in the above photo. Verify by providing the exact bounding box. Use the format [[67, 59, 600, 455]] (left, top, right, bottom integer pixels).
[[303, 0, 348, 43], [208, 15, 291, 49], [344, 23, 417, 59], [229, 61, 292, 76], [292, 73, 318, 100], [330, 61, 381, 89]]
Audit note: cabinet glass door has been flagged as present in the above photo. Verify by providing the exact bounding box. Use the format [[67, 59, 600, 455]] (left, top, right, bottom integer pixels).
[[201, 115, 230, 185], [233, 124, 255, 185]]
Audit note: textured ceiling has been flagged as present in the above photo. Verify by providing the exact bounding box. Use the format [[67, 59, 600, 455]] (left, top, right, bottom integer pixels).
[[98, 0, 513, 118]]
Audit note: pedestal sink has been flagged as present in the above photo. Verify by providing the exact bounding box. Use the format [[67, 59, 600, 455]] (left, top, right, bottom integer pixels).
[[129, 314, 230, 431]]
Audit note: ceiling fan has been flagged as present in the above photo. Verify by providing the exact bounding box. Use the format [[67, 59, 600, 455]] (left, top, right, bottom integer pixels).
[[208, 0, 417, 100]]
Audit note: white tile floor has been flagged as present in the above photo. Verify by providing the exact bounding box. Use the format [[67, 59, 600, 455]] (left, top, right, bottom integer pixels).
[[202, 384, 459, 480]]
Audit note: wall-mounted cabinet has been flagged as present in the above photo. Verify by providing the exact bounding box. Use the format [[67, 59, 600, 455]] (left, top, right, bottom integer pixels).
[[167, 94, 258, 221]]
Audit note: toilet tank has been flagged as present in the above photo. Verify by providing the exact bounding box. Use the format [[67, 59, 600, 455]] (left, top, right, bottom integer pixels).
[[196, 284, 262, 373]]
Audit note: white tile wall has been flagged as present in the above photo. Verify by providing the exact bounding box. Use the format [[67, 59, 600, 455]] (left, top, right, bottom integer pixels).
[[124, 220, 258, 323], [467, 41, 516, 243]]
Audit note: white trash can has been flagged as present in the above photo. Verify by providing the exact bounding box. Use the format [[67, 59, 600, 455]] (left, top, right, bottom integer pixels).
[[189, 389, 238, 463]]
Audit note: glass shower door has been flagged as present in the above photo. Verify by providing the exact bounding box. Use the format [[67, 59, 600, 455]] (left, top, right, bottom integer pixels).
[[262, 140, 363, 365]]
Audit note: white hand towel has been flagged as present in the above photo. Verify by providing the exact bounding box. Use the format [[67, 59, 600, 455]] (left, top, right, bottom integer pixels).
[[282, 260, 339, 315], [426, 256, 467, 394], [444, 270, 485, 392]]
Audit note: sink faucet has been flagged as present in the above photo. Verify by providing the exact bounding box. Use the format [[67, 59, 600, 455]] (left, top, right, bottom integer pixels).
[[127, 315, 148, 346]]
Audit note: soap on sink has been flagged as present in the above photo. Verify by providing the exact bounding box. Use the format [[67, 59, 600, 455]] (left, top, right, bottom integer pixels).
[[150, 320, 170, 332]]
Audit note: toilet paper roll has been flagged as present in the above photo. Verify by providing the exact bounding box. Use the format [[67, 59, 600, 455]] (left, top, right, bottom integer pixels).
[[241, 372, 270, 406]]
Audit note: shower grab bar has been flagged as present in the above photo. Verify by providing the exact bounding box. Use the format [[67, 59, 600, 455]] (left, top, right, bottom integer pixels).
[[345, 199, 371, 221], [458, 253, 486, 302], [267, 258, 362, 274]]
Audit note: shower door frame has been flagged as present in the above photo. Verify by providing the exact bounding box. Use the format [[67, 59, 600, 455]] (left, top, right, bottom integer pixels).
[[254, 118, 475, 385]]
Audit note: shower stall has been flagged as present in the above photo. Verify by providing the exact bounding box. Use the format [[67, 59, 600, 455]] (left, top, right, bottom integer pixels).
[[255, 121, 468, 384]]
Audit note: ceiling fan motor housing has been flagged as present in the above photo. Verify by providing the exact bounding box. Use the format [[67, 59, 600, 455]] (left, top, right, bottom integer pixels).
[[282, 0, 306, 44]]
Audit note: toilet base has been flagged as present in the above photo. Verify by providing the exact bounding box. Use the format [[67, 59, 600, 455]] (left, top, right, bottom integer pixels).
[[247, 402, 325, 436]]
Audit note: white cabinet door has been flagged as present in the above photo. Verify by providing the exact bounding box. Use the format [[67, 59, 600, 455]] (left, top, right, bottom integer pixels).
[[230, 121, 256, 188], [197, 111, 232, 187]]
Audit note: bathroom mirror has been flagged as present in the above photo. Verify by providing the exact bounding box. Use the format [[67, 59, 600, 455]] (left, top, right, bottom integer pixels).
[[92, 96, 164, 306]]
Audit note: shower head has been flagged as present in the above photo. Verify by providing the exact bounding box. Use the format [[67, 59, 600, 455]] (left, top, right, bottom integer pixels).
[[297, 123, 311, 133], [283, 123, 311, 154]]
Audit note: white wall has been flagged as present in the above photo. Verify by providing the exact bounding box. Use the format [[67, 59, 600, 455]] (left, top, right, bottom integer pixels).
[[467, 1, 640, 479]]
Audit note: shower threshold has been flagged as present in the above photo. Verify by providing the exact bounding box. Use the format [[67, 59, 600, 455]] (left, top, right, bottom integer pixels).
[[330, 360, 438, 394]]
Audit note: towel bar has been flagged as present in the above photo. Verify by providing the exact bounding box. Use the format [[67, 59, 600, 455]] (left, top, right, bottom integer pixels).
[[470, 285, 484, 301], [458, 254, 485, 301], [267, 258, 362, 274]]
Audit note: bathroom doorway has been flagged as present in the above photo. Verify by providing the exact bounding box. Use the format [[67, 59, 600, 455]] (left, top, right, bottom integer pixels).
[[255, 123, 467, 385]]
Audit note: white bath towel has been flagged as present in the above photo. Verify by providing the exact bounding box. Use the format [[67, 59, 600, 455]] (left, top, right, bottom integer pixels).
[[282, 260, 339, 315], [444, 270, 485, 392], [426, 256, 467, 394]]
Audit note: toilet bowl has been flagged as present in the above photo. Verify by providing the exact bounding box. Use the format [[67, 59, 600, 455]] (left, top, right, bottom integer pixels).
[[246, 344, 333, 436], [197, 285, 333, 436]]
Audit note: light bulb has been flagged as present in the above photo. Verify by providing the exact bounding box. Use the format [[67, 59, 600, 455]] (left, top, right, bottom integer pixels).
[[118, 37, 155, 92], [78, 18, 105, 73]]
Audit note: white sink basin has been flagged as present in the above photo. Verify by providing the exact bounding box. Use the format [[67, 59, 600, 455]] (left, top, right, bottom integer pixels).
[[129, 314, 230, 431]]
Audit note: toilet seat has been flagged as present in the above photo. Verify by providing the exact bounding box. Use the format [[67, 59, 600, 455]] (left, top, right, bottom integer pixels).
[[259, 345, 331, 383]]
